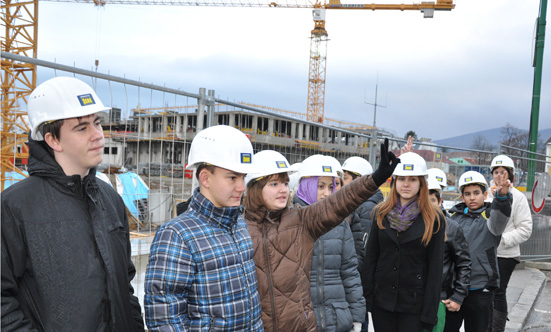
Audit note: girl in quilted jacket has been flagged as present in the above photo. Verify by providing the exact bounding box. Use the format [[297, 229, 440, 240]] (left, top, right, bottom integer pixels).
[[243, 139, 399, 332]]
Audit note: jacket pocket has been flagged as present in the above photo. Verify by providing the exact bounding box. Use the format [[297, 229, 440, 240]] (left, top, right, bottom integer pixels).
[[476, 248, 499, 283], [331, 301, 353, 332]]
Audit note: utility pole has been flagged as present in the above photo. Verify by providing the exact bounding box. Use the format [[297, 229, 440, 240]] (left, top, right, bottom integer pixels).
[[365, 78, 386, 168], [527, 0, 547, 190]]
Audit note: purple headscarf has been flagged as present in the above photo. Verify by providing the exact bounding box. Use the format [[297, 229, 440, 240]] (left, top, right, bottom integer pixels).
[[296, 176, 336, 205]]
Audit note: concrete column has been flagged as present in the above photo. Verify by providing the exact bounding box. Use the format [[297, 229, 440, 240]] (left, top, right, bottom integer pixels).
[[253, 115, 258, 135], [305, 124, 310, 140], [291, 122, 296, 139], [176, 115, 181, 135], [144, 118, 150, 135], [183, 115, 189, 134], [318, 126, 324, 144], [337, 132, 342, 145], [229, 113, 236, 128], [297, 123, 303, 140], [196, 87, 206, 131], [268, 118, 274, 136], [162, 115, 168, 133]]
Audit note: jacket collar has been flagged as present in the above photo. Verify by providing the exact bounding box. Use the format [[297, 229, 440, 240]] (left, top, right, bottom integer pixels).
[[244, 205, 284, 225], [27, 135, 98, 197], [449, 202, 491, 218], [188, 188, 243, 231], [381, 213, 427, 244]]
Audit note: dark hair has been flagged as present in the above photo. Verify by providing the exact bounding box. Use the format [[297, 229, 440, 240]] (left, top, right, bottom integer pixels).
[[196, 163, 216, 180], [429, 189, 441, 201], [492, 166, 514, 182], [39, 119, 65, 155], [243, 173, 291, 211], [460, 183, 487, 195], [344, 170, 360, 181]]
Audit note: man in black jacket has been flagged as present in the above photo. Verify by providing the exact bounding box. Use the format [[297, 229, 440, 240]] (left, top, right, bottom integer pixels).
[[427, 176, 471, 332], [1, 77, 144, 332]]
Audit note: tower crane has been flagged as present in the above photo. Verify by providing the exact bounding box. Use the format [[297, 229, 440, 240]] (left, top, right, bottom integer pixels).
[[1, 0, 455, 190]]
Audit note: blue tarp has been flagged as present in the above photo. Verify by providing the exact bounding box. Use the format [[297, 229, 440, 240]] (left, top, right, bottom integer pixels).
[[116, 172, 149, 219], [3, 171, 29, 189]]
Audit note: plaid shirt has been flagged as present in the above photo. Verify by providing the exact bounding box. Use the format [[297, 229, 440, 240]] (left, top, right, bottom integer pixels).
[[145, 189, 263, 331]]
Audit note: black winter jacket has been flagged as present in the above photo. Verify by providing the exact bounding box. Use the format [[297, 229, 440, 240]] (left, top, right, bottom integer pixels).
[[448, 196, 512, 291], [1, 138, 144, 332], [348, 189, 384, 274], [441, 218, 471, 305], [363, 211, 445, 327]]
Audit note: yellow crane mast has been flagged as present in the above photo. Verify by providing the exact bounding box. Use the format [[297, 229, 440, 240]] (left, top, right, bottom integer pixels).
[[1, 0, 38, 191]]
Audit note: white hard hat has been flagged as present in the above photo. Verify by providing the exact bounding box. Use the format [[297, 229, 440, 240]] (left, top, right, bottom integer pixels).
[[427, 175, 442, 193], [324, 156, 344, 179], [288, 163, 302, 193], [428, 168, 447, 188], [342, 156, 373, 176], [393, 152, 428, 177], [27, 76, 110, 141], [298, 154, 340, 181], [187, 125, 257, 174], [245, 150, 292, 187], [458, 171, 488, 192], [491, 155, 515, 172]]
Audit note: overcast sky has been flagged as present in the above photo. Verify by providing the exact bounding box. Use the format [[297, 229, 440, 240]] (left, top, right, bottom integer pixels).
[[35, 0, 550, 140]]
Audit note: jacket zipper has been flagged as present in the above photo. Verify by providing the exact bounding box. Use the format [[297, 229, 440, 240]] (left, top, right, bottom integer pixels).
[[263, 223, 278, 331], [317, 240, 325, 331]]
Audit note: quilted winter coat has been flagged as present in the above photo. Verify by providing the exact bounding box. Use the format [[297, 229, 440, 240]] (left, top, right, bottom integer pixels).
[[244, 175, 379, 332]]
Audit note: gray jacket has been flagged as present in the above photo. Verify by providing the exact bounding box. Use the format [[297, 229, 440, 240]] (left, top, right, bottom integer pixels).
[[449, 195, 512, 290], [310, 220, 366, 332], [348, 189, 384, 274]]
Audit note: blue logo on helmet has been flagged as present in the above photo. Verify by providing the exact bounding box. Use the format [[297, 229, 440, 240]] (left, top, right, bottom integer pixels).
[[77, 94, 96, 106]]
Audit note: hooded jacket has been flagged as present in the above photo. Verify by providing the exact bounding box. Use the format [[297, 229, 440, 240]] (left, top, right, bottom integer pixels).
[[1, 138, 144, 332], [244, 175, 379, 332], [448, 194, 512, 290], [348, 189, 384, 274]]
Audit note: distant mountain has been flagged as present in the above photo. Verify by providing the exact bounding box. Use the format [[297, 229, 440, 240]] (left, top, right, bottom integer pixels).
[[433, 127, 551, 150]]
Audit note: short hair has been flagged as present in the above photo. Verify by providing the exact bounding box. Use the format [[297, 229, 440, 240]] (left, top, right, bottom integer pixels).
[[429, 189, 441, 202], [460, 183, 487, 195], [492, 166, 514, 182], [344, 170, 360, 181], [39, 119, 65, 155], [243, 173, 290, 211], [196, 163, 216, 180]]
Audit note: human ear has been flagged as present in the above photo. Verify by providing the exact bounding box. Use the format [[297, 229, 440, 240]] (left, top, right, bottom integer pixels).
[[198, 169, 211, 189], [44, 133, 63, 153]]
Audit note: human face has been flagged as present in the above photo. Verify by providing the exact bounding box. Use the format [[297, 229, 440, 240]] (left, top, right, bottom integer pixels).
[[395, 176, 421, 206], [201, 167, 246, 208], [317, 176, 335, 202], [461, 184, 488, 211], [492, 166, 510, 182], [46, 114, 104, 178], [334, 177, 342, 191], [262, 177, 290, 211], [428, 193, 442, 210], [342, 171, 355, 186]]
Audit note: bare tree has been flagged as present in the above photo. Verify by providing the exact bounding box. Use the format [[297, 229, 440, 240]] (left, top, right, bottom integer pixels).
[[499, 123, 545, 173], [470, 135, 495, 165]]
